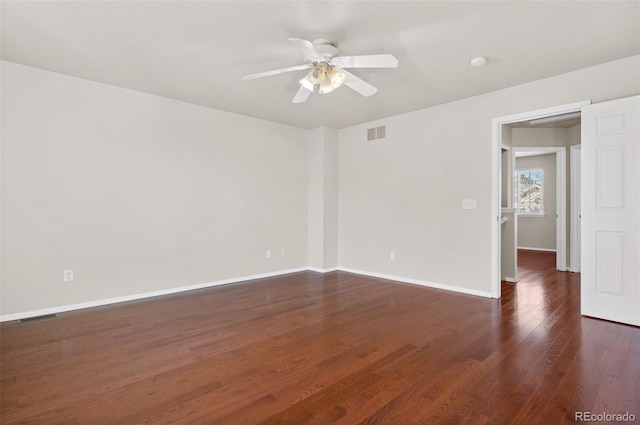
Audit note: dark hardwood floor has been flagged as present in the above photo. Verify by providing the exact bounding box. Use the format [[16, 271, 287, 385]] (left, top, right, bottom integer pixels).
[[1, 250, 638, 424]]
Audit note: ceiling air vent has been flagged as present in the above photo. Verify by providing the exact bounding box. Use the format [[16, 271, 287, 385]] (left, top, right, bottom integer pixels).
[[367, 125, 386, 141]]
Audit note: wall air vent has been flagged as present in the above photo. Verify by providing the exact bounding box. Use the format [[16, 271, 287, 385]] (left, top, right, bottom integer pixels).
[[19, 313, 58, 323], [367, 125, 386, 141]]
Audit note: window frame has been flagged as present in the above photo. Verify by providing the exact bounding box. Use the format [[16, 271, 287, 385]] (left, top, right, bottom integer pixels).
[[515, 168, 545, 217]]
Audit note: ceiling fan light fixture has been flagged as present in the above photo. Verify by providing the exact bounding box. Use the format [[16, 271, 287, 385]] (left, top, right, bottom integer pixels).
[[307, 63, 327, 85], [327, 67, 346, 88], [299, 76, 315, 91], [318, 79, 336, 94]]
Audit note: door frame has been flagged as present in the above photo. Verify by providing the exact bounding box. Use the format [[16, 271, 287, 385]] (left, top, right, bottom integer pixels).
[[490, 100, 590, 298], [570, 144, 581, 273]]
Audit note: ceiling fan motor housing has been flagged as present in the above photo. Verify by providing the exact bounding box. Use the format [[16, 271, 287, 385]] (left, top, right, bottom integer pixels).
[[312, 39, 338, 61]]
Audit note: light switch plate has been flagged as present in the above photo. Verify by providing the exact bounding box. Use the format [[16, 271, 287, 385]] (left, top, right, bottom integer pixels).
[[462, 199, 477, 210]]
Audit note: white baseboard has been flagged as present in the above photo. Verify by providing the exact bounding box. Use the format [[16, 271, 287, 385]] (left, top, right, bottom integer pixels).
[[307, 266, 339, 273], [0, 267, 308, 323], [503, 277, 518, 283], [337, 267, 493, 298], [517, 246, 557, 252], [1, 265, 494, 322]]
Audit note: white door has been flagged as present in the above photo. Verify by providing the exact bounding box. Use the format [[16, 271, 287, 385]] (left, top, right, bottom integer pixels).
[[581, 95, 639, 326]]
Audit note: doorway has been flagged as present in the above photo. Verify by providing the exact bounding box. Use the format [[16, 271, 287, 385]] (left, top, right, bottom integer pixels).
[[491, 100, 590, 298]]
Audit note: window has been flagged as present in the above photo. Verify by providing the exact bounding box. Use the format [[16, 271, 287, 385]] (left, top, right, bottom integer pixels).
[[516, 169, 543, 214]]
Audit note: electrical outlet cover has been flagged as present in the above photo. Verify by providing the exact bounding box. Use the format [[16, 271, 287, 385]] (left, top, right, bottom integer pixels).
[[63, 269, 74, 282]]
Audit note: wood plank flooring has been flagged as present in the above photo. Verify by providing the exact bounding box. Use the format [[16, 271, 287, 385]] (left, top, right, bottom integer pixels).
[[1, 250, 639, 424]]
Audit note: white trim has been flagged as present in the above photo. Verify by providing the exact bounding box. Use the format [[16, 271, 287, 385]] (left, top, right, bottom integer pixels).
[[503, 277, 518, 283], [307, 266, 339, 273], [501, 144, 512, 209], [518, 213, 546, 218], [491, 120, 503, 298], [338, 267, 493, 298], [0, 267, 308, 322], [491, 100, 590, 298], [516, 151, 556, 158], [570, 144, 581, 273], [517, 246, 557, 252]]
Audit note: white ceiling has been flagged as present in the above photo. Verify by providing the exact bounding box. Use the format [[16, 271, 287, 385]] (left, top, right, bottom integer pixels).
[[2, 1, 639, 129]]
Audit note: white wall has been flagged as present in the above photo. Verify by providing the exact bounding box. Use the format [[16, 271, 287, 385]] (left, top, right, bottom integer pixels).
[[338, 55, 639, 295], [338, 103, 494, 295], [568, 124, 581, 146], [307, 127, 339, 271], [307, 129, 325, 268], [512, 127, 570, 148], [1, 61, 309, 317]]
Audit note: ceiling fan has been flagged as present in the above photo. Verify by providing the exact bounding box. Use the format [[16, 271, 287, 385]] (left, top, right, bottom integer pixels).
[[243, 38, 398, 103]]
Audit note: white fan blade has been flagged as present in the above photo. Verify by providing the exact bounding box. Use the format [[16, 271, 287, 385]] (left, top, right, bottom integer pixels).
[[288, 38, 323, 62], [331, 54, 398, 69], [292, 85, 312, 103], [338, 69, 378, 97], [243, 64, 312, 80]]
